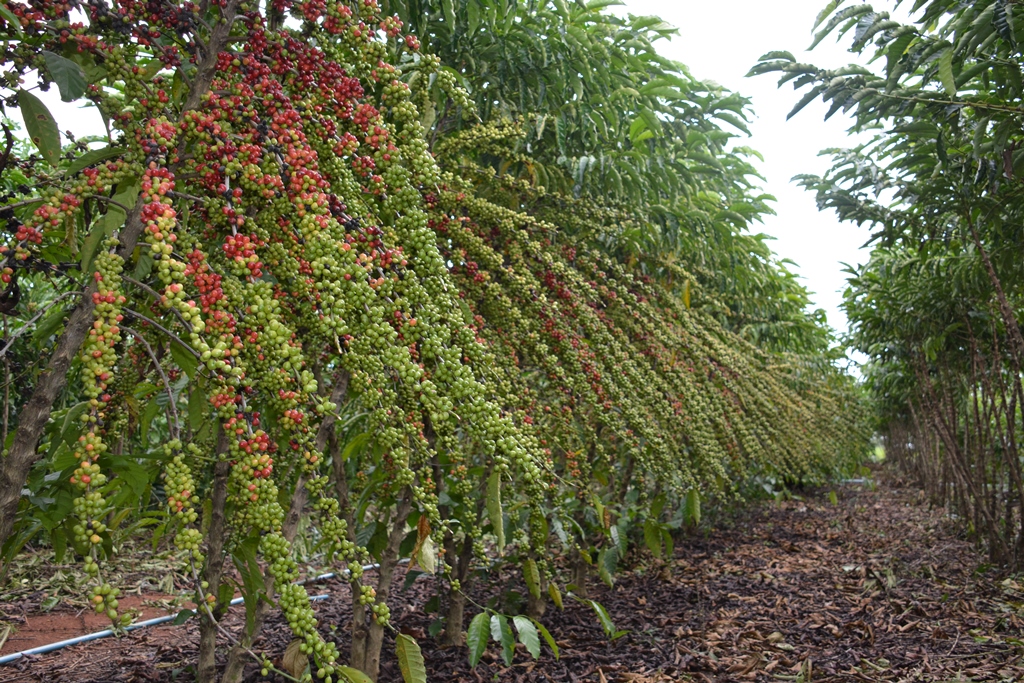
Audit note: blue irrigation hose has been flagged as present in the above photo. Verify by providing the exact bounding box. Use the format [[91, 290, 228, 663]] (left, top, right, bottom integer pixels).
[[0, 594, 330, 665], [0, 558, 413, 666]]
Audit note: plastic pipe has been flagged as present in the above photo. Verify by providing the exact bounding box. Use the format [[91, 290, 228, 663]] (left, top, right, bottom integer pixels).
[[0, 594, 329, 665], [0, 558, 415, 665]]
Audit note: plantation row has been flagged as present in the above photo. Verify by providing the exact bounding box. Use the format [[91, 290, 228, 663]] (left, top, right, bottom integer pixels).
[[0, 1, 868, 682], [757, 0, 1024, 569]]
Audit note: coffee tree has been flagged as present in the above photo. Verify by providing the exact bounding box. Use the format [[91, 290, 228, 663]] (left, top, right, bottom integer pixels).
[[755, 0, 1024, 567], [0, 1, 870, 681]]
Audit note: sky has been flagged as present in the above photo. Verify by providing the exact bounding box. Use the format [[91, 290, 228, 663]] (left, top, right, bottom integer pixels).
[[11, 1, 904, 338], [619, 0, 904, 337]]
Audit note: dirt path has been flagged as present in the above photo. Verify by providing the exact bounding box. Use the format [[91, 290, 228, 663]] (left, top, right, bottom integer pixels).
[[2, 473, 1022, 682]]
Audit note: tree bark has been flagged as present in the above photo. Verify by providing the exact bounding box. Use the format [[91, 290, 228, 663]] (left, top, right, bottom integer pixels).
[[351, 489, 413, 681], [197, 430, 232, 683], [440, 533, 474, 646]]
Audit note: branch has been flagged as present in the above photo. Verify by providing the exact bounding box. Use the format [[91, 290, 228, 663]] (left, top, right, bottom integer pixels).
[[0, 292, 81, 359], [122, 276, 193, 332], [121, 325, 180, 440], [122, 308, 201, 358], [86, 194, 133, 214]]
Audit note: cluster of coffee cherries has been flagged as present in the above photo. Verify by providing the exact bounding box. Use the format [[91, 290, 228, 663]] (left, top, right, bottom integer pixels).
[[163, 440, 203, 560], [66, 241, 127, 621]]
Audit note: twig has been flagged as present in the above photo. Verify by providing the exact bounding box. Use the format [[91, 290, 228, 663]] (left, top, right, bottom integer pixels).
[[85, 195, 133, 214], [944, 629, 961, 657], [121, 309, 201, 358], [0, 197, 44, 213], [122, 276, 193, 332], [166, 190, 208, 204], [121, 326, 180, 440], [0, 292, 81, 358], [873, 91, 1024, 115]]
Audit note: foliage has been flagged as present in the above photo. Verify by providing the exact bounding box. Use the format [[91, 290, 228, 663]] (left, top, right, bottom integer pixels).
[[756, 0, 1024, 567], [0, 1, 868, 681]]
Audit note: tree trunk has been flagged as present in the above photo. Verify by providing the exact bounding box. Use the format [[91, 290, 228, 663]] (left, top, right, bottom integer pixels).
[[197, 431, 232, 683], [440, 533, 474, 646], [571, 548, 589, 598], [352, 489, 412, 681]]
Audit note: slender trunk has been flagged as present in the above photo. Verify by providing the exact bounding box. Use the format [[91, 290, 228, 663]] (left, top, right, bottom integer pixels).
[[331, 427, 370, 669], [440, 533, 474, 646], [571, 547, 589, 598], [222, 371, 349, 683], [0, 0, 242, 558], [197, 431, 232, 683], [356, 489, 413, 681]]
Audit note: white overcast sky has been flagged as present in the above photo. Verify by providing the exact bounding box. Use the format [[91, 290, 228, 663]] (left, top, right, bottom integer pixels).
[[13, 0, 908, 337], [620, 0, 910, 336]]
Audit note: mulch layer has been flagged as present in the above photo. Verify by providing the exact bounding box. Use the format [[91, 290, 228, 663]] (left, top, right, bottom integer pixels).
[[2, 471, 1023, 682]]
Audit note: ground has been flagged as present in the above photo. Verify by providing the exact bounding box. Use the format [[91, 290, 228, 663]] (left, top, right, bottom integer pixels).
[[1, 471, 1023, 682]]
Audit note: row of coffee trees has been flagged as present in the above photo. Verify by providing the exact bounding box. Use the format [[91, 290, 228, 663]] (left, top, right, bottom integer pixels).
[[755, 0, 1024, 568], [0, 1, 869, 681]]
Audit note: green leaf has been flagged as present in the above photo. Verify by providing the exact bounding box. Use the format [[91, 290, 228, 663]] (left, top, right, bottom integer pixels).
[[341, 432, 370, 461], [684, 488, 701, 526], [523, 558, 541, 599], [50, 527, 67, 563], [109, 458, 150, 497], [173, 608, 195, 625], [19, 89, 61, 166], [79, 218, 108, 276], [32, 304, 67, 344], [140, 397, 160, 444], [170, 339, 199, 378], [547, 582, 563, 609], [786, 85, 825, 120], [813, 0, 843, 29], [643, 519, 663, 559], [491, 613, 515, 665], [467, 611, 490, 667], [885, 32, 915, 78], [533, 618, 559, 659], [938, 48, 956, 95], [231, 534, 264, 636], [467, 0, 481, 35], [442, 0, 455, 26], [639, 85, 685, 100], [337, 666, 375, 683], [597, 547, 616, 587], [66, 146, 124, 176], [395, 634, 427, 683], [828, 490, 839, 506], [188, 386, 209, 431], [487, 470, 504, 553], [42, 51, 87, 102], [0, 4, 23, 35], [662, 528, 674, 559], [87, 178, 138, 269], [512, 615, 541, 659], [588, 599, 617, 638]]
